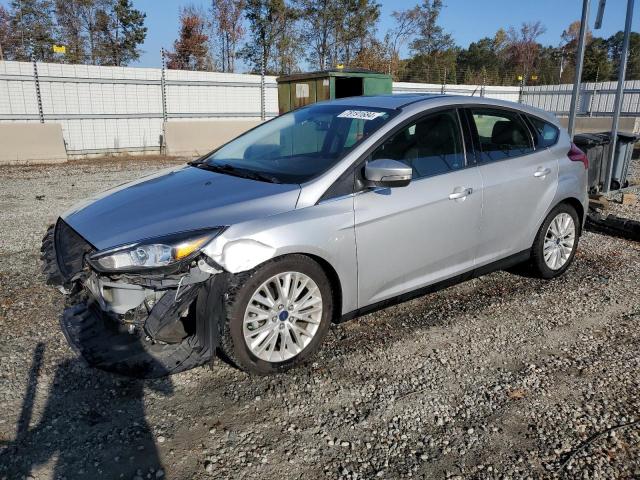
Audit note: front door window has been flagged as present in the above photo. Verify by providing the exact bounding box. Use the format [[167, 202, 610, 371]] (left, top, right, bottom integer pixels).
[[371, 109, 466, 179]]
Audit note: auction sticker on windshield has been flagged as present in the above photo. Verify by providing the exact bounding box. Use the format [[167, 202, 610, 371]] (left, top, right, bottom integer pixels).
[[337, 110, 386, 120]]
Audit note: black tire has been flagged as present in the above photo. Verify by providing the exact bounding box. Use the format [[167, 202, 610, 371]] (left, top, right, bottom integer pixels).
[[220, 255, 333, 375], [528, 203, 580, 279]]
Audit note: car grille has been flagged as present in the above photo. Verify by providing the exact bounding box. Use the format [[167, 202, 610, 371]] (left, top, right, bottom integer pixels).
[[54, 219, 96, 281]]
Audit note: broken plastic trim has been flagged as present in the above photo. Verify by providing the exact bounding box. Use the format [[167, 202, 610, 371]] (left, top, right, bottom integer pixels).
[[145, 283, 200, 343], [41, 221, 95, 291], [60, 273, 230, 378]]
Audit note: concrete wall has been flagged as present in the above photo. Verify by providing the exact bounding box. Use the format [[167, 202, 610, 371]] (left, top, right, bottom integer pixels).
[[0, 123, 66, 164], [557, 116, 640, 134], [164, 120, 262, 157]]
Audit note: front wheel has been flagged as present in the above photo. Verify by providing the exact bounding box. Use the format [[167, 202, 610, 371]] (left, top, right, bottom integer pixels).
[[220, 255, 333, 375], [529, 203, 580, 279]]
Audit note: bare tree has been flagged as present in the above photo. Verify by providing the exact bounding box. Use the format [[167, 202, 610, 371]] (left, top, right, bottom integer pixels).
[[506, 21, 546, 81], [211, 0, 244, 72], [385, 6, 420, 76]]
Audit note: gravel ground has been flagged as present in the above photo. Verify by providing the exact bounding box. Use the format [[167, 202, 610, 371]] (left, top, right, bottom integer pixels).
[[606, 157, 640, 221], [0, 157, 639, 480]]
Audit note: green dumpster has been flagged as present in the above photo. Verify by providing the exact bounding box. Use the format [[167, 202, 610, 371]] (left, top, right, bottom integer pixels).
[[276, 69, 392, 114]]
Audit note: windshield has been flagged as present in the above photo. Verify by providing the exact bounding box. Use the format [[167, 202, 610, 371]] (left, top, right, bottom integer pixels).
[[202, 104, 397, 184]]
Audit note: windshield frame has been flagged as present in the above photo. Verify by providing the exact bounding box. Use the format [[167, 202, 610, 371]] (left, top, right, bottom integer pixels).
[[195, 103, 399, 185]]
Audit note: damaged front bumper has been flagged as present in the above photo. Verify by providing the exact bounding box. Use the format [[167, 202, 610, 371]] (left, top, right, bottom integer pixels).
[[42, 220, 229, 378]]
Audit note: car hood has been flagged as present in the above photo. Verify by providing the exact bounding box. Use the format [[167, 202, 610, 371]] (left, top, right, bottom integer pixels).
[[62, 165, 301, 250]]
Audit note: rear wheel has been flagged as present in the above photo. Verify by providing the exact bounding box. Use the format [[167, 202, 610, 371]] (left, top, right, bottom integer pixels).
[[529, 203, 580, 279], [220, 255, 333, 375]]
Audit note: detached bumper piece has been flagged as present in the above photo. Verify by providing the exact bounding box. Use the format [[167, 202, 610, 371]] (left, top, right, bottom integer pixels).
[[61, 292, 209, 378], [586, 212, 640, 242]]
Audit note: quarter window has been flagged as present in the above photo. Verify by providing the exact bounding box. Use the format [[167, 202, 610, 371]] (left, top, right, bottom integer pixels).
[[469, 108, 533, 162], [527, 115, 559, 148], [371, 110, 465, 179]]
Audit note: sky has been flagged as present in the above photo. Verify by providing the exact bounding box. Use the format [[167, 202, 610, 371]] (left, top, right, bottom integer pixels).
[[131, 0, 640, 68], [2, 0, 639, 69]]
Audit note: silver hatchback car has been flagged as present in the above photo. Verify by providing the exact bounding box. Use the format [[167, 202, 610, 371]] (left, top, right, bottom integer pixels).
[[42, 95, 588, 377]]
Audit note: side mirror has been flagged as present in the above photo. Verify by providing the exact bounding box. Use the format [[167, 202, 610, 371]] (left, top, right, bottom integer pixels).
[[364, 159, 412, 188]]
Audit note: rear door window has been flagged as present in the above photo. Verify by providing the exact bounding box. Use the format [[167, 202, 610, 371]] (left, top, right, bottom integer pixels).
[[527, 116, 559, 148], [468, 108, 534, 163]]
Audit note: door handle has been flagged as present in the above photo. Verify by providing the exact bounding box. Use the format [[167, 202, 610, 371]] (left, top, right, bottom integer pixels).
[[534, 168, 551, 178], [448, 187, 473, 200]]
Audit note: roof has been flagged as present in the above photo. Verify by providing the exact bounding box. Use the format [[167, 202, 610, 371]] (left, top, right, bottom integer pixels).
[[324, 94, 445, 109], [319, 94, 559, 123]]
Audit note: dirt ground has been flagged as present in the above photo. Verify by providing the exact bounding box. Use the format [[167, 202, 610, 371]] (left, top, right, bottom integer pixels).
[[0, 157, 639, 480]]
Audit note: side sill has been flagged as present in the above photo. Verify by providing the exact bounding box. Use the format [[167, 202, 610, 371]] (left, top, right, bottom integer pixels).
[[338, 249, 530, 323]]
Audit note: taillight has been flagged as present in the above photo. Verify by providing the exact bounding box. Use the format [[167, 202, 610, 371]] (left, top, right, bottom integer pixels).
[[568, 142, 588, 169]]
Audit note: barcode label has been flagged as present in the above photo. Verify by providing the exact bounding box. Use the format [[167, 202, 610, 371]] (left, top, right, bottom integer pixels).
[[337, 110, 385, 120]]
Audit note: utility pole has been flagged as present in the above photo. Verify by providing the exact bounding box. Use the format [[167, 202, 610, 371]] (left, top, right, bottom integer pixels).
[[567, 0, 591, 139], [603, 0, 635, 193]]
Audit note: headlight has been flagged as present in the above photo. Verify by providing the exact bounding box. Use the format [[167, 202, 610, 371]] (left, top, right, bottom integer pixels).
[[89, 228, 223, 272]]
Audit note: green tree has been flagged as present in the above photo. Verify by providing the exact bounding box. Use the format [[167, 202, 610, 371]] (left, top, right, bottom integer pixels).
[[0, 5, 13, 60], [240, 0, 293, 74], [607, 31, 640, 81], [54, 0, 87, 63], [456, 37, 503, 82], [297, 0, 379, 70], [98, 0, 146, 66], [410, 0, 454, 56], [8, 0, 56, 61], [334, 0, 380, 66], [401, 48, 457, 83], [582, 37, 612, 82], [536, 45, 562, 84], [53, 0, 146, 66], [272, 4, 302, 74], [296, 0, 340, 70]]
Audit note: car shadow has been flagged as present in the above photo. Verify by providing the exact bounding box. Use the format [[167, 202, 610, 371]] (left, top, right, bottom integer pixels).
[[0, 336, 173, 479]]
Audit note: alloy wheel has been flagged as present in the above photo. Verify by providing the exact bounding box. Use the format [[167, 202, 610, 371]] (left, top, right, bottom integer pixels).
[[543, 212, 576, 270], [243, 271, 323, 362]]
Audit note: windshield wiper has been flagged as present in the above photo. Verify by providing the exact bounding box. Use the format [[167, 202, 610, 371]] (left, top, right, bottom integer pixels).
[[193, 163, 281, 184]]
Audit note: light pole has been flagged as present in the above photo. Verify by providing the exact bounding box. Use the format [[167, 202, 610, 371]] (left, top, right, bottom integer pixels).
[[603, 0, 635, 193], [567, 0, 591, 139]]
